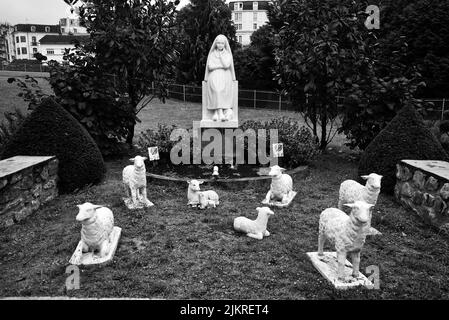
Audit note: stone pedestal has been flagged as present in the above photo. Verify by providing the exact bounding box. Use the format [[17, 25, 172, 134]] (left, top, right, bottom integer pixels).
[[69, 226, 122, 266], [200, 80, 238, 128], [395, 160, 449, 229], [307, 252, 374, 290], [0, 156, 59, 228]]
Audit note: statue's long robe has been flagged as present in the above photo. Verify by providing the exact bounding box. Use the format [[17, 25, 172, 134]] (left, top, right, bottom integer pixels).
[[205, 51, 233, 110]]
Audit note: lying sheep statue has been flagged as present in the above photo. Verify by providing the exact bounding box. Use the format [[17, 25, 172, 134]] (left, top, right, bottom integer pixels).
[[318, 201, 374, 283], [233, 207, 274, 240], [187, 179, 203, 207], [338, 173, 382, 235], [123, 156, 154, 209], [76, 202, 114, 258], [198, 190, 219, 209], [262, 165, 294, 205]]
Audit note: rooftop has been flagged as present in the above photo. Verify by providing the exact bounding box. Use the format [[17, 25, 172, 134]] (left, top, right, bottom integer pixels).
[[14, 24, 61, 33], [39, 35, 90, 45]]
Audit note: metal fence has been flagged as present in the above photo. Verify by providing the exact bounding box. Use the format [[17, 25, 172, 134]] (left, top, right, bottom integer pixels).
[[164, 83, 449, 120], [1, 63, 50, 73], [2, 65, 448, 120]]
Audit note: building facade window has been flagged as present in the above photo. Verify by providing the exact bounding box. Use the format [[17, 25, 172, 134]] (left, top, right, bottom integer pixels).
[[73, 28, 78, 33], [234, 2, 243, 10], [236, 24, 242, 30], [21, 47, 27, 54], [254, 12, 257, 21], [31, 36, 36, 45], [254, 23, 257, 30], [235, 12, 242, 21], [253, 2, 258, 10], [45, 26, 50, 32], [238, 35, 242, 43], [47, 49, 54, 55], [61, 27, 65, 33], [20, 36, 26, 42], [30, 26, 36, 32], [15, 36, 19, 43], [33, 48, 37, 53], [17, 48, 20, 55]]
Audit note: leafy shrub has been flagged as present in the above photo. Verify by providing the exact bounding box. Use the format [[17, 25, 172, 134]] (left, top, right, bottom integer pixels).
[[241, 117, 319, 168], [358, 103, 449, 194], [440, 120, 449, 134], [1, 98, 106, 193], [136, 118, 318, 168], [48, 46, 135, 157], [7, 76, 50, 110], [0, 109, 27, 156], [136, 124, 182, 164]]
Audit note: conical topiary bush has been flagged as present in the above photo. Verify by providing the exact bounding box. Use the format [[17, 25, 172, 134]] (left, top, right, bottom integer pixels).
[[1, 98, 106, 193], [358, 102, 449, 194]]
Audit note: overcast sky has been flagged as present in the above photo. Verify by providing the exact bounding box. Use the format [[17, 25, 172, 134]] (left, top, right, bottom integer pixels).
[[0, 0, 193, 25]]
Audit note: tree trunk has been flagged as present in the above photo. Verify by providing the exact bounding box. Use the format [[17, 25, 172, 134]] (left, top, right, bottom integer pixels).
[[319, 105, 328, 150], [126, 74, 137, 145]]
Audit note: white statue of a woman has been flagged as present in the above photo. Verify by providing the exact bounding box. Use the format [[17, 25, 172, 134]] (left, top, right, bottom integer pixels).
[[204, 34, 236, 122]]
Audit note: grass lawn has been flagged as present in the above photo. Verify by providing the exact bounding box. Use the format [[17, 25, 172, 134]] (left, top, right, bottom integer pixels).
[[1, 150, 448, 299], [2, 71, 446, 299], [0, 72, 348, 149]]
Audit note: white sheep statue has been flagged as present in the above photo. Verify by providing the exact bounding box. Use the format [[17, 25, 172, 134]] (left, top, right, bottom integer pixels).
[[122, 156, 154, 209], [233, 207, 274, 240], [318, 201, 374, 283], [198, 190, 219, 209], [187, 179, 203, 207], [75, 202, 114, 258], [262, 165, 294, 205], [338, 173, 382, 235]]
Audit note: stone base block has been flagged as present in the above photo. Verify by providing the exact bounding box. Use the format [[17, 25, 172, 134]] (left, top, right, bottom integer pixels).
[[69, 226, 122, 266], [307, 252, 374, 290], [262, 191, 297, 207], [123, 197, 154, 209], [199, 119, 239, 128]]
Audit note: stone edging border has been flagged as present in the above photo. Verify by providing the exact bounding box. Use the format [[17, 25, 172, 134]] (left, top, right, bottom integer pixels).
[[146, 165, 309, 183]]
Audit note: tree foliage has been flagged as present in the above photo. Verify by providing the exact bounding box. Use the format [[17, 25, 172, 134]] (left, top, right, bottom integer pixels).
[[48, 43, 135, 157], [233, 25, 277, 90], [78, 0, 180, 143], [175, 0, 237, 85], [269, 0, 375, 150]]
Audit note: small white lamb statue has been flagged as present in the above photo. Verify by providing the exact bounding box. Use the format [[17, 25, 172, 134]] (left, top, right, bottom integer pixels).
[[187, 179, 203, 207], [123, 156, 154, 209], [233, 207, 274, 240], [262, 165, 294, 205], [76, 202, 114, 258], [318, 201, 374, 283], [338, 173, 382, 235], [198, 190, 219, 209]]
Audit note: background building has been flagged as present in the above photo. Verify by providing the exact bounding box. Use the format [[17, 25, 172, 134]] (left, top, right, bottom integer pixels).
[[39, 34, 89, 63], [5, 24, 60, 61], [228, 0, 271, 46], [59, 6, 88, 35]]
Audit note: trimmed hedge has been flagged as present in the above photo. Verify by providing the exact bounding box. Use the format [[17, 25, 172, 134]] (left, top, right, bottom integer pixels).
[[1, 98, 106, 193], [358, 103, 449, 194]]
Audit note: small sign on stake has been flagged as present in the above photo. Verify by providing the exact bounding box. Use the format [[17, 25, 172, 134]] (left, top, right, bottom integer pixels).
[[148, 147, 160, 161], [272, 143, 284, 158]]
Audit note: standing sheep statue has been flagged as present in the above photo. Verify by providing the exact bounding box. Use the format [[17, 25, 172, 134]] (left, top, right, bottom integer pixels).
[[262, 165, 297, 207], [233, 207, 274, 240], [69, 202, 122, 265], [307, 201, 375, 289], [338, 173, 383, 236], [123, 156, 154, 209]]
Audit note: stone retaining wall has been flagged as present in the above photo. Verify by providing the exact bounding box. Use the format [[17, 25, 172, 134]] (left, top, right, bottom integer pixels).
[[0, 156, 59, 228], [395, 160, 449, 228]]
